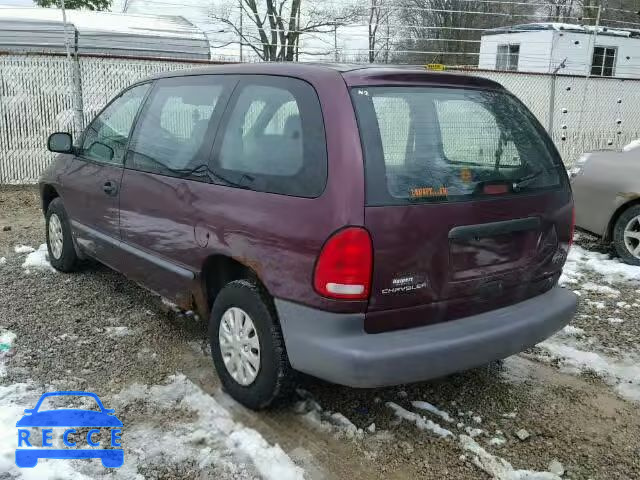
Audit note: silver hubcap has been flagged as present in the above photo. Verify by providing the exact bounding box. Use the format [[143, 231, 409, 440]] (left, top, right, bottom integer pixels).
[[48, 213, 63, 260], [218, 307, 261, 386], [623, 215, 640, 259]]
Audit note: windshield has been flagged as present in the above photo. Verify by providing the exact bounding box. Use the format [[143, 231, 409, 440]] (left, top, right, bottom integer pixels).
[[351, 86, 563, 205]]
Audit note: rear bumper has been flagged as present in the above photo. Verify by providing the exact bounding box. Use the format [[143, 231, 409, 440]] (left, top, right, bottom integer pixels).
[[275, 286, 577, 388]]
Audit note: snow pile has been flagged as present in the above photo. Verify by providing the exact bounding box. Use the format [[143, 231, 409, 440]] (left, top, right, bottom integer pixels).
[[295, 390, 364, 439], [20, 244, 55, 273], [560, 245, 639, 286], [387, 402, 453, 438], [14, 245, 35, 254], [411, 400, 455, 423], [560, 325, 585, 336], [459, 434, 561, 480], [0, 375, 304, 479], [113, 374, 305, 480], [536, 340, 640, 403], [0, 257, 6, 265], [105, 326, 131, 338], [580, 282, 620, 297], [623, 139, 640, 152]]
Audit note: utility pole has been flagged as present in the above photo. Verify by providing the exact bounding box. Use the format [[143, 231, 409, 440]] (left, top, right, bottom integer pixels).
[[239, 0, 243, 62], [60, 0, 84, 134]]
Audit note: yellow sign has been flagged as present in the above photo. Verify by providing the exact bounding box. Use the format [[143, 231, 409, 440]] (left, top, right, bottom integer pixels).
[[460, 168, 473, 183], [426, 64, 446, 71]]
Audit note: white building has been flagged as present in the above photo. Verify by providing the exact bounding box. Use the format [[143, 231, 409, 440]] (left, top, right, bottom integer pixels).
[[478, 23, 640, 78]]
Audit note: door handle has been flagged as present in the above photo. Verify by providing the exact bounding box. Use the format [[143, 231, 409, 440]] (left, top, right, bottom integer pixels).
[[103, 181, 118, 196]]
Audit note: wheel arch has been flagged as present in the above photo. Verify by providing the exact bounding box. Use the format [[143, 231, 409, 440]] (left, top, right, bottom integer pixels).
[[40, 184, 60, 214], [196, 254, 270, 317]]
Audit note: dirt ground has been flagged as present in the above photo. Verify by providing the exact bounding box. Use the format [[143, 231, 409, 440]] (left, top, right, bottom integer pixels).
[[1, 185, 639, 480]]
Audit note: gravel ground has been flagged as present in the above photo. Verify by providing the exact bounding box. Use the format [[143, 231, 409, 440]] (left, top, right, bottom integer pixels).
[[1, 185, 639, 480]]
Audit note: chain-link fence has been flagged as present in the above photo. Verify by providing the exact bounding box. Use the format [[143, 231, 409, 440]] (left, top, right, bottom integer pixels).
[[451, 68, 640, 162], [2, 51, 640, 183]]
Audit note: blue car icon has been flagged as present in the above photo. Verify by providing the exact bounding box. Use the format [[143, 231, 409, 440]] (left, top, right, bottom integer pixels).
[[15, 391, 123, 468]]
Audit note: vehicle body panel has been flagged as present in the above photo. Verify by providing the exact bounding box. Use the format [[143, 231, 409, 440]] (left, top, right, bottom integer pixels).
[[364, 190, 571, 331], [571, 148, 640, 239]]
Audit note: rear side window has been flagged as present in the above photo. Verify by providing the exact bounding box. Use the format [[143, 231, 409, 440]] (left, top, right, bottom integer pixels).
[[213, 76, 327, 197], [127, 76, 233, 178], [351, 86, 562, 205]]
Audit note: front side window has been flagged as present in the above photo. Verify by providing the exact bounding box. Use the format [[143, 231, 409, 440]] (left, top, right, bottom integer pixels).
[[496, 44, 519, 71], [127, 76, 231, 177], [214, 77, 327, 197], [82, 83, 150, 164], [351, 86, 562, 206], [591, 46, 617, 77]]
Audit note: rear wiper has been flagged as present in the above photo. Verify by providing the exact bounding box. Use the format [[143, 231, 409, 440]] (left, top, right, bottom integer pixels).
[[512, 168, 544, 192]]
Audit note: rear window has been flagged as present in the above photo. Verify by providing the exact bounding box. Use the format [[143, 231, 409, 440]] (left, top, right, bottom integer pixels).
[[351, 86, 563, 205]]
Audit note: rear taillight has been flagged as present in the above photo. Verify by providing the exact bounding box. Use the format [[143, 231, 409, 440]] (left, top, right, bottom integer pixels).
[[313, 227, 372, 300], [569, 205, 576, 248]]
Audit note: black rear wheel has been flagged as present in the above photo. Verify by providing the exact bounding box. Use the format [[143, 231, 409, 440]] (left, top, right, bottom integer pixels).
[[209, 279, 295, 410]]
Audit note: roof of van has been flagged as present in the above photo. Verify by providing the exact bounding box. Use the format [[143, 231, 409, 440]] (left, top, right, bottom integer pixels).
[[147, 63, 504, 90]]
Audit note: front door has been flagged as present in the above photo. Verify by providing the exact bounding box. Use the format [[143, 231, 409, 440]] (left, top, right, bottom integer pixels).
[[61, 83, 150, 268]]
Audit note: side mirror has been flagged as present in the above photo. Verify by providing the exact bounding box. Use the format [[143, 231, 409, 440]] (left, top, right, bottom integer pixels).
[[47, 132, 74, 154], [86, 141, 114, 162]]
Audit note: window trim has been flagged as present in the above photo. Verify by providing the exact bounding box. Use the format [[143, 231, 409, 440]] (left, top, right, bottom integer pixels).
[[209, 75, 328, 198], [496, 44, 520, 71], [123, 74, 239, 182], [590, 45, 617, 77], [77, 81, 153, 167]]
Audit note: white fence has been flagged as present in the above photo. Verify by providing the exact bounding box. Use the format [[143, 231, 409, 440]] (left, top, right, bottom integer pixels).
[[2, 52, 640, 183]]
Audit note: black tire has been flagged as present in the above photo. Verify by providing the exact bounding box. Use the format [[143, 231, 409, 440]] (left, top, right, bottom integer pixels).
[[45, 198, 80, 272], [209, 279, 295, 410], [612, 204, 640, 266]]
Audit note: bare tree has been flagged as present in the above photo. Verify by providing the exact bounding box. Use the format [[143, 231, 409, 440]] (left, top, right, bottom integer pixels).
[[368, 0, 393, 63], [393, 0, 537, 66], [211, 0, 359, 61]]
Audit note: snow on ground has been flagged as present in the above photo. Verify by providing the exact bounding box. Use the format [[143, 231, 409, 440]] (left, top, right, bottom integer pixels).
[[534, 340, 640, 403], [388, 400, 560, 479], [17, 244, 55, 273], [387, 402, 453, 438], [538, 237, 640, 403], [459, 435, 560, 480], [0, 257, 6, 265], [560, 245, 640, 286], [411, 400, 455, 423], [105, 326, 132, 338], [560, 325, 585, 336], [295, 389, 365, 439], [0, 374, 304, 479], [622, 139, 640, 151]]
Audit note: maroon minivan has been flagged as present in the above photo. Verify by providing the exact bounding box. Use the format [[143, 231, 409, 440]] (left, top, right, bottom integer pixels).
[[41, 64, 577, 409]]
